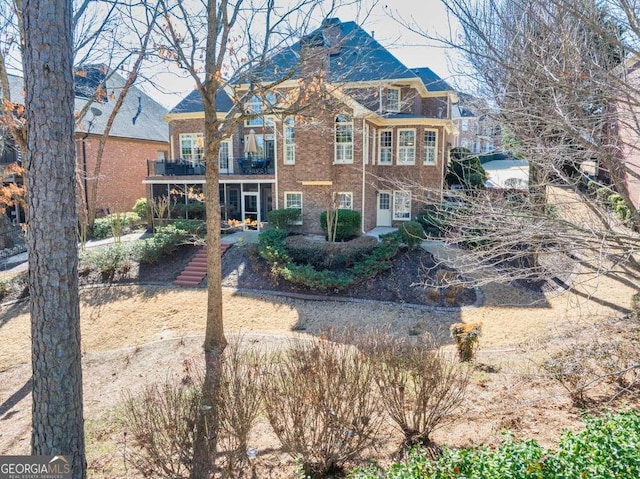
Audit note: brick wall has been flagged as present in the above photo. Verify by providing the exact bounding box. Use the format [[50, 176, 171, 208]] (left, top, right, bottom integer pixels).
[[277, 106, 366, 235], [80, 134, 168, 213]]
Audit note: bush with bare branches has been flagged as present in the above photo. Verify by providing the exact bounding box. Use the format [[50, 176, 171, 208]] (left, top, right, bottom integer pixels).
[[359, 332, 470, 455], [121, 339, 264, 478], [121, 373, 200, 478], [541, 338, 640, 407], [261, 338, 383, 478]]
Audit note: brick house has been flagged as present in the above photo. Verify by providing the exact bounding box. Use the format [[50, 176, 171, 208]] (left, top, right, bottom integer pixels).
[[613, 58, 640, 209], [1, 67, 169, 221], [453, 93, 502, 155], [148, 18, 458, 234]]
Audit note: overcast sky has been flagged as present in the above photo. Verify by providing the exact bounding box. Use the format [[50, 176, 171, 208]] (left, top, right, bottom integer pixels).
[[150, 0, 461, 109]]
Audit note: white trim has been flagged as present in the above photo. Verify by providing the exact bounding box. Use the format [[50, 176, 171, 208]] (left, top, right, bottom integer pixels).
[[378, 129, 393, 165], [179, 132, 204, 161], [387, 87, 401, 112], [371, 126, 377, 165], [393, 190, 411, 221], [334, 114, 354, 164], [397, 128, 416, 165], [335, 191, 353, 209], [423, 129, 437, 165], [283, 116, 295, 165], [363, 122, 369, 165], [284, 191, 303, 224], [219, 137, 233, 172]]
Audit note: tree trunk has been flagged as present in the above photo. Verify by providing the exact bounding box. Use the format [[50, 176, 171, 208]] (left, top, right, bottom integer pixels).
[[190, 101, 227, 479], [23, 0, 86, 477]]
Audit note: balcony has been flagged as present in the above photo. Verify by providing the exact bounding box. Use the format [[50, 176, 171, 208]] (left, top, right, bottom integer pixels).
[[146, 158, 274, 177]]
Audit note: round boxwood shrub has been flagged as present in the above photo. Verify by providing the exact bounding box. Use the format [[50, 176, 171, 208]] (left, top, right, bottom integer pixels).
[[267, 208, 302, 230], [320, 209, 361, 242]]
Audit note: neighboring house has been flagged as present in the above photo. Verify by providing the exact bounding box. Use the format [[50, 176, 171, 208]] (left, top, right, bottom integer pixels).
[[453, 93, 501, 155], [150, 18, 458, 234], [614, 58, 640, 209], [1, 67, 169, 218]]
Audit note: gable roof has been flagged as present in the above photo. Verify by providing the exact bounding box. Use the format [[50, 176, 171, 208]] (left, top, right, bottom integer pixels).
[[3, 69, 168, 143], [251, 18, 418, 84], [411, 67, 453, 92], [170, 88, 234, 114]]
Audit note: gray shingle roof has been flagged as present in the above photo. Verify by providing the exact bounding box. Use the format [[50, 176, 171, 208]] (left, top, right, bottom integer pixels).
[[253, 18, 418, 83], [4, 70, 168, 143], [170, 88, 234, 114], [412, 67, 453, 92]]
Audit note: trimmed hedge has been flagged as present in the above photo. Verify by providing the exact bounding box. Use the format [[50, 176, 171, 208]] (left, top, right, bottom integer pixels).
[[285, 235, 378, 270], [267, 208, 302, 230], [320, 209, 361, 241]]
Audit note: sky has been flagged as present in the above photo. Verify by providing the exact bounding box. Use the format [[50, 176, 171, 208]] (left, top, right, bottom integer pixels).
[[150, 0, 462, 110]]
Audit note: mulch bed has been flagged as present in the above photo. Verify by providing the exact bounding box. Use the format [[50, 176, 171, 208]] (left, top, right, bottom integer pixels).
[[1, 243, 478, 308], [219, 244, 478, 308]]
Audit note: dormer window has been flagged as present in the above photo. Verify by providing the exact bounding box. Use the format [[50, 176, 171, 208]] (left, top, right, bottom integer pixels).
[[387, 88, 400, 112]]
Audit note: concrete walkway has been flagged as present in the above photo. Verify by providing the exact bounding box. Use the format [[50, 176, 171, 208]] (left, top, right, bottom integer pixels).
[[0, 231, 150, 274]]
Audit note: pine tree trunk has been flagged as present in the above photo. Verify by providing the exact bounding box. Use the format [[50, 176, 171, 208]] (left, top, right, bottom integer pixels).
[[23, 0, 86, 477]]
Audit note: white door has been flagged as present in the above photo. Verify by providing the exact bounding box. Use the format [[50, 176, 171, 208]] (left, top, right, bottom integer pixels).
[[242, 191, 260, 230], [376, 191, 392, 227]]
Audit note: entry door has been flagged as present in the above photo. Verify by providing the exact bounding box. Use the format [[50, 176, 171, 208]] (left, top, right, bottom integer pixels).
[[242, 191, 260, 230], [377, 191, 392, 227]]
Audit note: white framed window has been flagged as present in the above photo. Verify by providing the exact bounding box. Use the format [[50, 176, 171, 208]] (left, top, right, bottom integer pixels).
[[461, 119, 469, 132], [180, 133, 204, 161], [284, 191, 303, 224], [244, 94, 276, 127], [397, 129, 416, 165], [363, 123, 369, 165], [387, 87, 400, 112], [283, 116, 295, 165], [423, 130, 437, 165], [371, 126, 377, 165], [393, 190, 411, 221], [335, 114, 353, 164], [379, 129, 392, 165], [335, 192, 353, 209], [219, 139, 231, 170]]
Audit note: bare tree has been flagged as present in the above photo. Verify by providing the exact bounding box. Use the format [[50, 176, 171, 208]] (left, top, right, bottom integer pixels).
[[23, 0, 85, 477], [150, 1, 368, 476], [386, 0, 640, 294]]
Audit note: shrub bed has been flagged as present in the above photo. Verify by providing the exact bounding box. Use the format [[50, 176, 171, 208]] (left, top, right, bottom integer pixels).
[[258, 230, 402, 292], [285, 235, 378, 270]]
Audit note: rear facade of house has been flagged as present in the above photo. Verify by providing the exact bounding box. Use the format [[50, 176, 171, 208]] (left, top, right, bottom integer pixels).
[[146, 18, 458, 234]]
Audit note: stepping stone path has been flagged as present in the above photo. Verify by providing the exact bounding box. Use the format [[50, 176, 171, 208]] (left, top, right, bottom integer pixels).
[[173, 244, 231, 287]]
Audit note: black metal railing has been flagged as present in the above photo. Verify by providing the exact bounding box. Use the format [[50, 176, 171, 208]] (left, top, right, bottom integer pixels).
[[147, 158, 274, 177]]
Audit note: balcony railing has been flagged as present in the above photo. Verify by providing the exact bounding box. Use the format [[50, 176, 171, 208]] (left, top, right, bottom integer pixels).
[[147, 158, 274, 177]]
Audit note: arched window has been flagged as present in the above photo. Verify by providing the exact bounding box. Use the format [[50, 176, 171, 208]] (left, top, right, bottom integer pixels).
[[334, 114, 353, 164]]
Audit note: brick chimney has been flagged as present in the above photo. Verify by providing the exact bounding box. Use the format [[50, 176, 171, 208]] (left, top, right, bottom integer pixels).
[[300, 29, 329, 79], [322, 18, 343, 55]]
